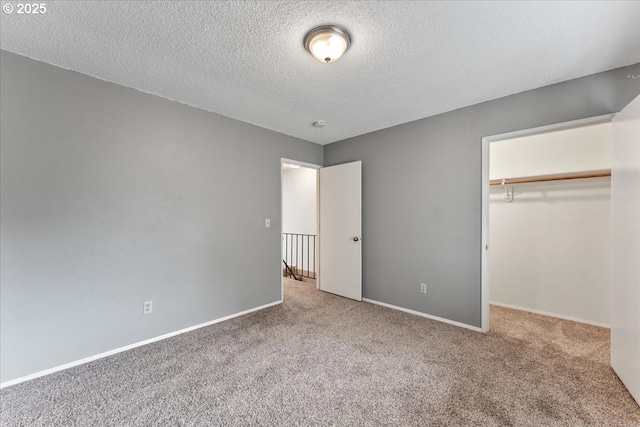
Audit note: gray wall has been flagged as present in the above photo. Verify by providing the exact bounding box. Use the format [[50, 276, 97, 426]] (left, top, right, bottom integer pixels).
[[324, 63, 640, 328], [0, 50, 322, 383]]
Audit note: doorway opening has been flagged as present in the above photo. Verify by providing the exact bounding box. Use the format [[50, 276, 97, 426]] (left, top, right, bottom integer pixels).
[[281, 159, 321, 301], [481, 114, 615, 333]]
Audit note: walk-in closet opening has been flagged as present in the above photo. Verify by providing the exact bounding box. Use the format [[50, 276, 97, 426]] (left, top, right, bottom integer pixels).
[[483, 118, 613, 331], [281, 159, 320, 299]]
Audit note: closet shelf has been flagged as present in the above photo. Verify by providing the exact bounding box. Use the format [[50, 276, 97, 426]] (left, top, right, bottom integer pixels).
[[490, 169, 611, 186]]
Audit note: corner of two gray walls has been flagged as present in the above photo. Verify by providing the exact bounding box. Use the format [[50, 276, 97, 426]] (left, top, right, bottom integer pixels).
[[323, 62, 640, 328], [0, 50, 322, 383]]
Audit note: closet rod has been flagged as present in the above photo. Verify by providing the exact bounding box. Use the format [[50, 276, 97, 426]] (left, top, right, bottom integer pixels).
[[490, 169, 611, 186]]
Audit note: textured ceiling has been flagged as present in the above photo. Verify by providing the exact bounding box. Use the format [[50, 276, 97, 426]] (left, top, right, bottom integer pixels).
[[1, 1, 639, 145]]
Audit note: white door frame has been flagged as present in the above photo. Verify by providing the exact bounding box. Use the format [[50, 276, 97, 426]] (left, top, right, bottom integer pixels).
[[480, 114, 615, 333], [280, 158, 322, 301]]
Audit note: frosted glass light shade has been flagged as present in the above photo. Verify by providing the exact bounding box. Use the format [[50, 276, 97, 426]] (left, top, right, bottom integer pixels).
[[304, 25, 351, 64]]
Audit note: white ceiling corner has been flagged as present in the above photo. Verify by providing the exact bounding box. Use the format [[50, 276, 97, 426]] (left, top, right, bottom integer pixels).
[[1, 1, 639, 145]]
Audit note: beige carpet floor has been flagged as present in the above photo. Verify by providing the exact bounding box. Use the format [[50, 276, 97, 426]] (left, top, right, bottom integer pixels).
[[1, 278, 639, 426]]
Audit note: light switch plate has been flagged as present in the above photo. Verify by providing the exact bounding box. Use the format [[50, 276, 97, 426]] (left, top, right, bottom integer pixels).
[[265, 218, 271, 228]]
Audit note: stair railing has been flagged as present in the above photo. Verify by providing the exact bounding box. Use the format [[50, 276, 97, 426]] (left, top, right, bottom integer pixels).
[[282, 233, 317, 280]]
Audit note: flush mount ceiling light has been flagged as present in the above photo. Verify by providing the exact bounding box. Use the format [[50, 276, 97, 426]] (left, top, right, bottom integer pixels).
[[304, 25, 351, 64]]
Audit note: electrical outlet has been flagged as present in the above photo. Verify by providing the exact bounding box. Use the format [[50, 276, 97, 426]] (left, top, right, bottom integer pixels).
[[143, 300, 153, 314], [420, 283, 427, 294]]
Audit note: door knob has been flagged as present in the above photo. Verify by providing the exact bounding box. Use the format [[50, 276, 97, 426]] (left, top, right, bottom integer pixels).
[[353, 236, 360, 242]]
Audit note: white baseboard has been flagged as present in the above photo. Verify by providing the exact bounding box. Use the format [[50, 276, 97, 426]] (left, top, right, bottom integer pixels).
[[362, 298, 482, 332], [489, 301, 610, 328], [0, 300, 282, 389]]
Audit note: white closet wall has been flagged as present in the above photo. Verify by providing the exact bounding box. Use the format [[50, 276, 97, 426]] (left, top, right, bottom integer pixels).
[[491, 123, 612, 178], [490, 122, 612, 326]]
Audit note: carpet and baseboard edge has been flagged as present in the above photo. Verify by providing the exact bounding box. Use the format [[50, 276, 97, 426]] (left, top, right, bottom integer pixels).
[[362, 298, 483, 332], [0, 300, 283, 389], [489, 301, 610, 328]]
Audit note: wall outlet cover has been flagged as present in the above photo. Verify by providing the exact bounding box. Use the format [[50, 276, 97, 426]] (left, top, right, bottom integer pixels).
[[143, 301, 153, 314]]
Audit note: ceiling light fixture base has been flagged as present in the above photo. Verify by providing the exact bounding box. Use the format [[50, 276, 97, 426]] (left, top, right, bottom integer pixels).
[[304, 25, 351, 64]]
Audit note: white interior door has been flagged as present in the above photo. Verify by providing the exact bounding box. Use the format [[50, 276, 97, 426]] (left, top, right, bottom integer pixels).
[[611, 94, 640, 406], [319, 161, 362, 301]]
